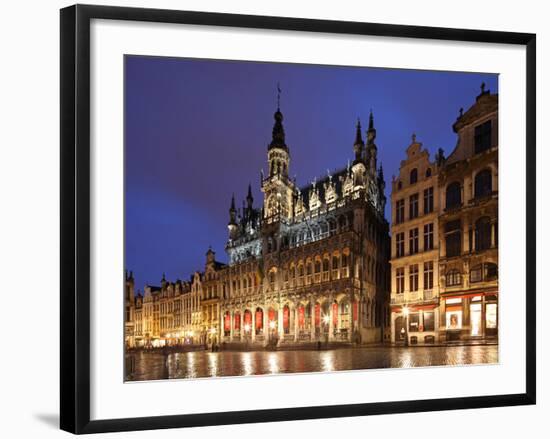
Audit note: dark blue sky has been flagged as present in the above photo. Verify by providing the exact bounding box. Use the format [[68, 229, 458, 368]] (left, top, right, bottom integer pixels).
[[125, 55, 498, 291]]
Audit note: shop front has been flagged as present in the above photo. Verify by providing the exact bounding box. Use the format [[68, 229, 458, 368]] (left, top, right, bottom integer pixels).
[[391, 305, 438, 345], [440, 291, 498, 342]]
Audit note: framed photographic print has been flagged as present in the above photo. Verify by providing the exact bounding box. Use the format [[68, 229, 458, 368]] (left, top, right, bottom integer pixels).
[[60, 4, 536, 434]]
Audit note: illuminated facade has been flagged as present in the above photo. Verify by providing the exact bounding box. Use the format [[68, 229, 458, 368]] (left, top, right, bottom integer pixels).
[[390, 85, 499, 344], [220, 106, 391, 347], [125, 271, 199, 348], [389, 135, 442, 344], [125, 101, 391, 349]]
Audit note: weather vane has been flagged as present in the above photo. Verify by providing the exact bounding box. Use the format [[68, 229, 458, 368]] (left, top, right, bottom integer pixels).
[[277, 82, 282, 109]]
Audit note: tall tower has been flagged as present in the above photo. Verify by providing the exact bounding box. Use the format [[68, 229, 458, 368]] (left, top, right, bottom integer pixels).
[[262, 86, 295, 220]]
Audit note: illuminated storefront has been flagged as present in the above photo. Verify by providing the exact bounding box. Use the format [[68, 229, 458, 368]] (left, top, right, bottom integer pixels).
[[441, 291, 498, 341], [392, 305, 438, 345]]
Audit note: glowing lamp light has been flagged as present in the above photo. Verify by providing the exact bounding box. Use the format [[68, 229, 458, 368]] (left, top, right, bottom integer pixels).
[[403, 306, 410, 317], [244, 323, 251, 333], [323, 315, 330, 325], [269, 320, 276, 330]]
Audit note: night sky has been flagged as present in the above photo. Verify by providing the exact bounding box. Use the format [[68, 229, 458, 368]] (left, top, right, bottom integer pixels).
[[125, 55, 498, 292]]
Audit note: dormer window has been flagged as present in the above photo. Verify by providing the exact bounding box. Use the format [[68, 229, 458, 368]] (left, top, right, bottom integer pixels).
[[410, 168, 418, 185]]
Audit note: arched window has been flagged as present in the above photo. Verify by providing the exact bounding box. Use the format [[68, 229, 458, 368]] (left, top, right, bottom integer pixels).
[[474, 169, 492, 198], [314, 260, 321, 283], [446, 182, 462, 209], [322, 258, 330, 281], [475, 216, 492, 251], [410, 168, 418, 184], [341, 253, 349, 278], [282, 305, 290, 333], [255, 307, 264, 334], [426, 168, 432, 178], [446, 269, 462, 287]]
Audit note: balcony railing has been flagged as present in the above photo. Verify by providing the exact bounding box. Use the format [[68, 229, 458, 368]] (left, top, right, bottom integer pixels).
[[391, 289, 437, 304]]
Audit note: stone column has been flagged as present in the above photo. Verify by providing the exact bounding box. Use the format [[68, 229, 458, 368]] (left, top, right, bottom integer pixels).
[[251, 308, 256, 342], [263, 307, 268, 341], [464, 224, 471, 254], [328, 300, 335, 342], [481, 295, 486, 338], [278, 306, 284, 340], [491, 221, 496, 248], [310, 301, 316, 341], [294, 305, 299, 342], [229, 310, 233, 342]]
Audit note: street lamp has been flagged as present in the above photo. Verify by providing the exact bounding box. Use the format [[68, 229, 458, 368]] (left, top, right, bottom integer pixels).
[[402, 306, 410, 347]]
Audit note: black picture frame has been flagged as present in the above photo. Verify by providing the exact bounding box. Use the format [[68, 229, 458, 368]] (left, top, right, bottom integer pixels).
[[60, 4, 536, 434]]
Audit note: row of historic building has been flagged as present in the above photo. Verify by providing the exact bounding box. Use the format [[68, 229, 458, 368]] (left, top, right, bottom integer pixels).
[[124, 85, 498, 349], [389, 84, 498, 345]]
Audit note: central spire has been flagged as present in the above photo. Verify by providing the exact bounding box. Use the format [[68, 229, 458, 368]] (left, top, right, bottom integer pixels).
[[269, 84, 288, 151]]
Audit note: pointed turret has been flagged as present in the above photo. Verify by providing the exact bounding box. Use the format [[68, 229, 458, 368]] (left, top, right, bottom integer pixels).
[[228, 193, 237, 225], [353, 118, 364, 162], [246, 183, 254, 209], [227, 194, 239, 240], [366, 110, 378, 174], [367, 110, 376, 145], [377, 164, 385, 189]]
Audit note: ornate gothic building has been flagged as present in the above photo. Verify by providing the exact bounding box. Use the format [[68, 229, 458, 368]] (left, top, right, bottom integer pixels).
[[125, 101, 391, 349], [219, 104, 390, 347]]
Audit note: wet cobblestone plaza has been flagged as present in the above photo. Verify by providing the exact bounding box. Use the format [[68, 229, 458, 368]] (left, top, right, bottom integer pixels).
[[126, 345, 498, 381]]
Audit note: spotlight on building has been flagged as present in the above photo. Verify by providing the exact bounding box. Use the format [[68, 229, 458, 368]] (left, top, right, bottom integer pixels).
[[323, 315, 330, 325], [269, 320, 276, 330], [244, 323, 251, 333], [403, 306, 410, 317]]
